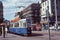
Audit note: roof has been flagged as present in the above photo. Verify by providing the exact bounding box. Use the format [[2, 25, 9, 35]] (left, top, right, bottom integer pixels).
[[11, 17, 20, 22]]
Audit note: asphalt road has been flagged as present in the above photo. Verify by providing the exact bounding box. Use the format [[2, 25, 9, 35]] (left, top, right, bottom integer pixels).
[[0, 30, 60, 40]]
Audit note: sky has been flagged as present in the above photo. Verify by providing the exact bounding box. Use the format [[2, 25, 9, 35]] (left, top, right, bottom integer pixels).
[[0, 0, 41, 20]]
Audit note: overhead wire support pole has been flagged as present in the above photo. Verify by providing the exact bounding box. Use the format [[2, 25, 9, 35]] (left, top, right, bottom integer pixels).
[[46, 6, 51, 40], [46, 0, 51, 40], [54, 0, 58, 31]]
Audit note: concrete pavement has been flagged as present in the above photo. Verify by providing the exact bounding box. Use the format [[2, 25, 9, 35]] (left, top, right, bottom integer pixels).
[[0, 30, 60, 40]]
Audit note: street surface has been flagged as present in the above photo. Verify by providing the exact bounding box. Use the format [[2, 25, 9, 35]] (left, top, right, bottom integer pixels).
[[0, 30, 60, 40]]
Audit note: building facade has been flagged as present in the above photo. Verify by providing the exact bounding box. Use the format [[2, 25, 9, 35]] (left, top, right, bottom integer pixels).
[[49, 0, 60, 25], [41, 0, 55, 24], [0, 1, 3, 23], [15, 3, 42, 31], [22, 3, 41, 24], [40, 0, 60, 25], [0, 1, 3, 35], [41, 0, 48, 20]]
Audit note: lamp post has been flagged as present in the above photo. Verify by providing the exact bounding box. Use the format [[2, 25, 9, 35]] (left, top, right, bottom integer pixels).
[[54, 0, 58, 31], [46, 6, 51, 40]]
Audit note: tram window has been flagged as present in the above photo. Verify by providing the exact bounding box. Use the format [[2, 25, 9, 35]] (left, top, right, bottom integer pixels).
[[15, 23, 19, 27], [19, 21, 23, 28], [23, 22, 26, 28]]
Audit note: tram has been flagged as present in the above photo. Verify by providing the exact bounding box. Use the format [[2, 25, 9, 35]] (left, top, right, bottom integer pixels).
[[9, 19, 32, 36]]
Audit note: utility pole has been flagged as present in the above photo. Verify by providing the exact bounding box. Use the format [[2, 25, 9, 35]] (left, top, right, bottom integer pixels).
[[54, 0, 58, 31], [46, 6, 51, 40], [46, 0, 51, 40]]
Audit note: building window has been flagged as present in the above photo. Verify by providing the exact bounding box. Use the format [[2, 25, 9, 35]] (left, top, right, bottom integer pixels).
[[45, 2, 46, 6], [43, 8, 44, 11], [42, 0, 47, 2], [43, 3, 44, 7], [23, 22, 26, 27]]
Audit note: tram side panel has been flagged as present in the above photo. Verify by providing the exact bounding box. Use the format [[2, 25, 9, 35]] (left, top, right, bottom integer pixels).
[[15, 20, 28, 35], [9, 19, 32, 35], [15, 22, 27, 35]]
